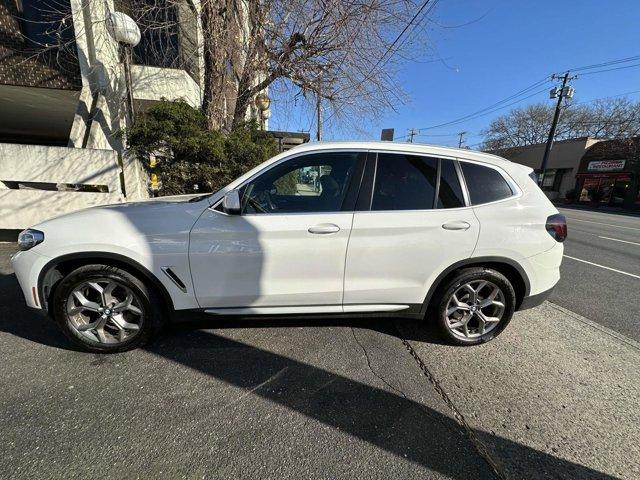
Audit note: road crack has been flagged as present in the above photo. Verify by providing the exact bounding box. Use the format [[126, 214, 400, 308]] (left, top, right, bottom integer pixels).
[[397, 330, 506, 480], [350, 327, 409, 400]]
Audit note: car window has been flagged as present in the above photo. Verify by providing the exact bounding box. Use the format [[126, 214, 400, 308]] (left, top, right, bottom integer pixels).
[[372, 153, 437, 211], [240, 152, 359, 214], [460, 162, 514, 205], [437, 159, 465, 208]]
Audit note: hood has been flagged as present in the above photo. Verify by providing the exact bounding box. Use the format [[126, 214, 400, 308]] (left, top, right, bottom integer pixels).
[[32, 195, 210, 249]]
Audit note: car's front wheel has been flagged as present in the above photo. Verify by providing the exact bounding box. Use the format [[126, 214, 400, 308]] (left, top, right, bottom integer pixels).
[[52, 264, 164, 353], [433, 267, 516, 345]]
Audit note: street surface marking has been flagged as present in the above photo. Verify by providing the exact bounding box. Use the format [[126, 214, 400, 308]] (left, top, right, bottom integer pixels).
[[566, 218, 640, 231], [563, 255, 640, 279], [597, 235, 640, 246]]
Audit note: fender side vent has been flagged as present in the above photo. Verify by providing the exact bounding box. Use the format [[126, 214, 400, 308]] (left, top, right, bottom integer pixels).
[[161, 267, 187, 293]]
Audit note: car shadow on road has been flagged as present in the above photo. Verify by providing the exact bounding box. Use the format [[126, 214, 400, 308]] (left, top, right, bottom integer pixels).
[[1, 270, 618, 479], [144, 327, 617, 480], [0, 272, 80, 351]]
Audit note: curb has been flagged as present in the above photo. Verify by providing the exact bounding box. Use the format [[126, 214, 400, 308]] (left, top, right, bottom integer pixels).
[[546, 301, 640, 351]]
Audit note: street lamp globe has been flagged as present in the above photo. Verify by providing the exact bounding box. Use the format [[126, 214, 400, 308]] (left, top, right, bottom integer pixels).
[[107, 12, 141, 47], [255, 92, 271, 112]]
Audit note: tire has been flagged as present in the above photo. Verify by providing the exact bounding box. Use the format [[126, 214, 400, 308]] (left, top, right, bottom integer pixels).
[[432, 267, 516, 346], [52, 264, 165, 353]]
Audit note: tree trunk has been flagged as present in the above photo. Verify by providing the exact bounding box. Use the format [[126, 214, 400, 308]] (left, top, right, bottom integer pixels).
[[201, 0, 230, 131]]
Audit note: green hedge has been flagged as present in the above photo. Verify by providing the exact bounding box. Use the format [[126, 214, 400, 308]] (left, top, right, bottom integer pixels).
[[126, 101, 278, 196]]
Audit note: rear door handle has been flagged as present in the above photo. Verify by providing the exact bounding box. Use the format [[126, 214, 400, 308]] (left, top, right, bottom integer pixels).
[[442, 221, 471, 231], [308, 223, 340, 234]]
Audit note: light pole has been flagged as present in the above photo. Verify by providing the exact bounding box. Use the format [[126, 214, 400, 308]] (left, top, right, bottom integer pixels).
[[107, 12, 141, 126]]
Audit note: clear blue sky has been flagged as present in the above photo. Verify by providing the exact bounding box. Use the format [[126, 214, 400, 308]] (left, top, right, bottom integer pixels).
[[268, 0, 640, 148]]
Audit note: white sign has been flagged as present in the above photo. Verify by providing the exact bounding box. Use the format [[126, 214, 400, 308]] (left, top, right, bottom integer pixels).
[[587, 160, 626, 172]]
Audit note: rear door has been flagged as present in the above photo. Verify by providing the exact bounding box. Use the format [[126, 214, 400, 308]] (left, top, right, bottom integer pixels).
[[343, 152, 480, 310]]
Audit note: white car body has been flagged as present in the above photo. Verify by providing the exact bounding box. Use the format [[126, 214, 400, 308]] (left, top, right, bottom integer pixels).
[[12, 141, 563, 322]]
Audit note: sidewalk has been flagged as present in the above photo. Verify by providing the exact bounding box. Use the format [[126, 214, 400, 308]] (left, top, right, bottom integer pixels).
[[398, 302, 640, 479], [554, 202, 640, 217]]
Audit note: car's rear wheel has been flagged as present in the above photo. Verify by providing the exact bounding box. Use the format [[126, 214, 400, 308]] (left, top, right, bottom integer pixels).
[[52, 265, 164, 353], [433, 267, 516, 345]]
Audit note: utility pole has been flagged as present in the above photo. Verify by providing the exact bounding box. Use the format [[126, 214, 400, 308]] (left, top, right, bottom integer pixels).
[[540, 72, 576, 185], [407, 128, 419, 143], [457, 131, 467, 148]]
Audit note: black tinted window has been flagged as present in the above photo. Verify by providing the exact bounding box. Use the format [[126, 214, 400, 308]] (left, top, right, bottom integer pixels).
[[372, 154, 437, 210], [437, 160, 465, 208], [460, 162, 513, 205]]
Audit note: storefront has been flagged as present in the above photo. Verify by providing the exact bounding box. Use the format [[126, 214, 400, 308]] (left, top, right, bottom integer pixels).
[[575, 139, 640, 209]]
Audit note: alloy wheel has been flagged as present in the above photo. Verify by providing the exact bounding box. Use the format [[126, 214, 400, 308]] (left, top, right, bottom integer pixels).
[[66, 279, 144, 344], [445, 280, 506, 339]]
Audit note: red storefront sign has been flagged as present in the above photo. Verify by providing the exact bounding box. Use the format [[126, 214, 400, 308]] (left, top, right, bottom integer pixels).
[[575, 172, 631, 181]]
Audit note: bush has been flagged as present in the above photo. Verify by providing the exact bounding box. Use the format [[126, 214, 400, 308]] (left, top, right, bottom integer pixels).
[[126, 100, 278, 196]]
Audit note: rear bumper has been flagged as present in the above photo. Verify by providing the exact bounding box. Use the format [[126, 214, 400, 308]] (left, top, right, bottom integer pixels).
[[518, 286, 554, 311]]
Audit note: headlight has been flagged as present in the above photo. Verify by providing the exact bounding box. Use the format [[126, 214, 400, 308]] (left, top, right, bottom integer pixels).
[[17, 229, 45, 251]]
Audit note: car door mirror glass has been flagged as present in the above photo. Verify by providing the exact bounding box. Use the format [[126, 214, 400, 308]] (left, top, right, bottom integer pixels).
[[222, 190, 241, 215]]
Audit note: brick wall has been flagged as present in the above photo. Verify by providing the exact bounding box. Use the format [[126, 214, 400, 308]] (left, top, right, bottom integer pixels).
[[0, 0, 81, 89]]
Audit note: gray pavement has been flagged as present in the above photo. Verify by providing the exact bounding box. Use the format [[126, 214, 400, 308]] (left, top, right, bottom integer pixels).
[[554, 207, 640, 341], [1, 240, 639, 479]]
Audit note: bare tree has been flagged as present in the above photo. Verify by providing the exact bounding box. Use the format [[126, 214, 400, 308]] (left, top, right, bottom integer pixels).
[[14, 0, 437, 133], [481, 98, 640, 151], [197, 0, 436, 131]]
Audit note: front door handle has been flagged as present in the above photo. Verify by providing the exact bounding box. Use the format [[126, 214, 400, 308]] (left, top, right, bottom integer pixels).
[[442, 221, 471, 231], [308, 223, 340, 234]]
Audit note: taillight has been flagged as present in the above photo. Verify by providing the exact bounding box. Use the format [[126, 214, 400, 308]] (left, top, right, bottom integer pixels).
[[546, 214, 567, 242]]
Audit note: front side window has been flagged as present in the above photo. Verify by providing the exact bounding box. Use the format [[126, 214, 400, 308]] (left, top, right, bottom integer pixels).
[[241, 152, 360, 214], [372, 154, 438, 210], [460, 162, 514, 205]]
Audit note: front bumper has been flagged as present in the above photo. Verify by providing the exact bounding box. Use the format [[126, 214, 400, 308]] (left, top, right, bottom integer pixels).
[[10, 249, 51, 309]]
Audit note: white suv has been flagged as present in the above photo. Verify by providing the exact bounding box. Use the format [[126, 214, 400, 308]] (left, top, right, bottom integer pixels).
[[11, 142, 566, 353]]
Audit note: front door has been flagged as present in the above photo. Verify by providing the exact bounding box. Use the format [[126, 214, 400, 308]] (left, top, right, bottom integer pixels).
[[189, 151, 365, 311], [343, 152, 480, 309]]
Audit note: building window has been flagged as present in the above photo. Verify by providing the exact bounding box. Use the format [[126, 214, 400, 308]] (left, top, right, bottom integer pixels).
[[540, 168, 568, 192], [15, 0, 74, 48], [124, 0, 181, 69]]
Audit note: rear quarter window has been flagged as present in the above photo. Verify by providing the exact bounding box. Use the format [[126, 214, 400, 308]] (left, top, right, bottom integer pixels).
[[460, 162, 514, 205]]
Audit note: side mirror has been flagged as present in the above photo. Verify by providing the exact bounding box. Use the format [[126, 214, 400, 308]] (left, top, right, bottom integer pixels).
[[222, 190, 241, 215]]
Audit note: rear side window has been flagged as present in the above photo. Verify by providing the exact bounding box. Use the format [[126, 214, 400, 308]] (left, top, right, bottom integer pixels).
[[460, 162, 514, 205], [437, 159, 465, 208], [372, 153, 437, 210]]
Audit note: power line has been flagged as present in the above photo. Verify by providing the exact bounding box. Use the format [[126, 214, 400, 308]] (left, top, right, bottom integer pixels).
[[409, 54, 640, 135], [415, 84, 551, 131], [578, 62, 640, 76], [569, 54, 640, 72], [323, 0, 436, 126], [371, 0, 436, 74]]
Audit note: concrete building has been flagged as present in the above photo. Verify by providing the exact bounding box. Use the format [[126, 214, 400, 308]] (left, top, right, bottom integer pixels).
[[575, 137, 640, 209], [0, 0, 273, 229], [492, 136, 640, 209], [494, 137, 602, 201]]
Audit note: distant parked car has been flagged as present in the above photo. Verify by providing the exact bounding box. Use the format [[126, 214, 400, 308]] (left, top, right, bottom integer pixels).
[[12, 142, 566, 353]]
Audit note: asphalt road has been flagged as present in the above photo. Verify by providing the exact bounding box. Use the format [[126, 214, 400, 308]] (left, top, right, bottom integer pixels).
[[553, 207, 640, 341]]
